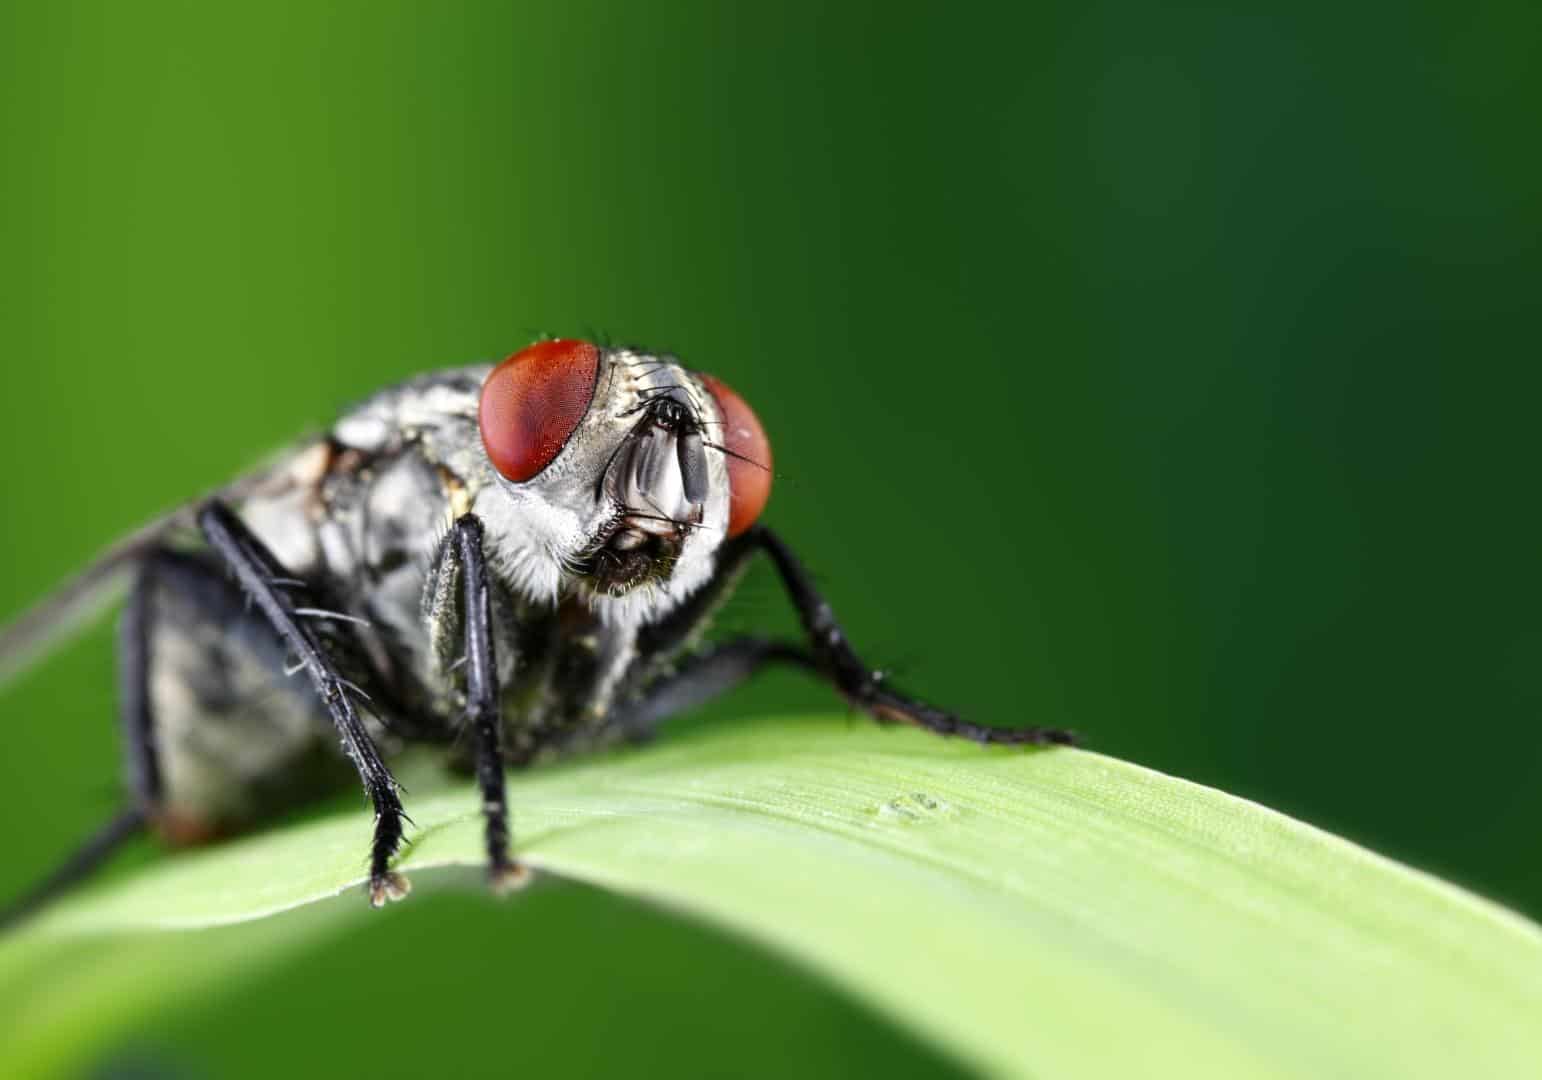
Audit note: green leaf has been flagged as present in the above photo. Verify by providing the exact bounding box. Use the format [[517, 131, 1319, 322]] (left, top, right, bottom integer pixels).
[[2, 717, 1538, 1078]]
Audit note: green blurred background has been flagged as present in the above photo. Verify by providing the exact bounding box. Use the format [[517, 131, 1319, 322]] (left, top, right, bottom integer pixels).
[[2, 2, 1539, 1076]]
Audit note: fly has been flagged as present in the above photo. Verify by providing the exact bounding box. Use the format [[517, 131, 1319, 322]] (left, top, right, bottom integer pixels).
[[0, 339, 1075, 925]]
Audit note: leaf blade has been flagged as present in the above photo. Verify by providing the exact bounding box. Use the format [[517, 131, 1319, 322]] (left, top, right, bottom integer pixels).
[[2, 717, 1538, 1078]]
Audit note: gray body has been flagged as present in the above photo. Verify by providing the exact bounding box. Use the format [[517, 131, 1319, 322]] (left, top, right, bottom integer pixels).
[[0, 343, 1066, 922], [143, 354, 732, 834]]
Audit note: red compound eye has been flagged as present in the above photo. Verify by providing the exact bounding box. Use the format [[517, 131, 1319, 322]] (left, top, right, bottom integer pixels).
[[479, 340, 600, 482], [700, 373, 772, 537]]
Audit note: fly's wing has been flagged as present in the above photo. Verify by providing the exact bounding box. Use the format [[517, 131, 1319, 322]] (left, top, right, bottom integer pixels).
[[0, 437, 322, 692], [0, 507, 193, 689]]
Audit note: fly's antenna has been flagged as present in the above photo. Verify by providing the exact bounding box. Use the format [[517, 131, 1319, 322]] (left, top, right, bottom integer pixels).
[[0, 807, 147, 932], [701, 439, 772, 473]]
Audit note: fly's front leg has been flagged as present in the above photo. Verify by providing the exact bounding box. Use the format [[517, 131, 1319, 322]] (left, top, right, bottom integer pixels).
[[198, 501, 411, 907], [743, 527, 1077, 746], [634, 526, 1075, 744], [428, 515, 526, 893]]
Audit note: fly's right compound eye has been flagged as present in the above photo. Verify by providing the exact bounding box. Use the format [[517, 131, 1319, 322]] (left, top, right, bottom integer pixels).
[[700, 373, 772, 537], [479, 339, 600, 482]]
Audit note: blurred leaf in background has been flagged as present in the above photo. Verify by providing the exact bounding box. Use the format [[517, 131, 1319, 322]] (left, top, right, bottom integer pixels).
[[1, 1, 1539, 1076]]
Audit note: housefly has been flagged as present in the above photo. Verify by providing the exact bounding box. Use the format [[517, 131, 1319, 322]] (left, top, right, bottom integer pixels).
[[0, 340, 1075, 923]]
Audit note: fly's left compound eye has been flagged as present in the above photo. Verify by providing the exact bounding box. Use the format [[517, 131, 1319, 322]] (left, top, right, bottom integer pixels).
[[479, 339, 601, 482], [700, 373, 772, 537]]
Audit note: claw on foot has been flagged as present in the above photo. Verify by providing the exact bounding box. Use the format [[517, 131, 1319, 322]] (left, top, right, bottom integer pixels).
[[489, 861, 533, 897], [368, 871, 412, 908], [863, 690, 1080, 747]]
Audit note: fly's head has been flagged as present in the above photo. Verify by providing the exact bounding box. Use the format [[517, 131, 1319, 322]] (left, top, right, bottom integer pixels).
[[472, 340, 772, 625]]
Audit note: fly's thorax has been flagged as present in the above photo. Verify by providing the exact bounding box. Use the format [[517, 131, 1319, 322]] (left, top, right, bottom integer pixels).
[[491, 597, 643, 759]]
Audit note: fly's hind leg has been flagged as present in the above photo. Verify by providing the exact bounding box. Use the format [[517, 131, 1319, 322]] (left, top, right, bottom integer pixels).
[[0, 542, 357, 930]]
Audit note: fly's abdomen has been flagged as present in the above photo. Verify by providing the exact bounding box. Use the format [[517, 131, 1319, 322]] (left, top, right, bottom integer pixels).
[[131, 550, 354, 841]]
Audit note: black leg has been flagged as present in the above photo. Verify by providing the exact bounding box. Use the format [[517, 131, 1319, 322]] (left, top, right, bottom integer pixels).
[[444, 515, 525, 893], [2, 557, 162, 928], [610, 637, 816, 741], [198, 501, 410, 907], [700, 527, 1078, 746], [118, 553, 163, 808], [0, 809, 146, 932]]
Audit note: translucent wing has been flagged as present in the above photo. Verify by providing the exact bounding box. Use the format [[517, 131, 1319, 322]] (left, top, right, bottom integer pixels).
[[0, 508, 185, 689], [0, 440, 316, 692]]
